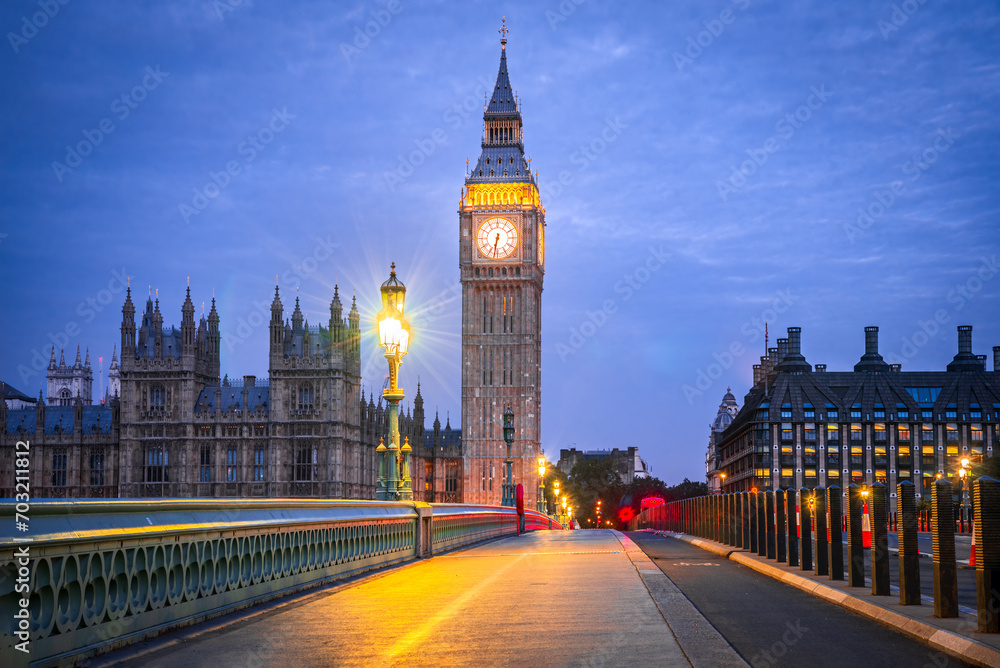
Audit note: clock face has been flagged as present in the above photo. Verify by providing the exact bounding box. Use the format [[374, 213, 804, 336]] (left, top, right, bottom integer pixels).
[[477, 217, 518, 259]]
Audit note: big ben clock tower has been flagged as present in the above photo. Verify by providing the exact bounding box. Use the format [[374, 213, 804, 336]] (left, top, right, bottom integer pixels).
[[460, 22, 545, 506]]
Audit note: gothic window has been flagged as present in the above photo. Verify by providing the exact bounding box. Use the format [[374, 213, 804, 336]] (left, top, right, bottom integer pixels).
[[52, 450, 67, 487], [58, 388, 71, 406], [298, 383, 314, 411], [200, 445, 213, 482], [295, 446, 317, 481], [226, 445, 238, 482], [253, 445, 267, 481], [150, 385, 165, 410], [89, 448, 105, 486], [144, 446, 168, 483], [446, 461, 458, 493], [424, 461, 433, 492]]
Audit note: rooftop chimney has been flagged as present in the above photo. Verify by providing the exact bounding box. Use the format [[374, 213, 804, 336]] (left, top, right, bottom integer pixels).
[[777, 338, 789, 360], [776, 326, 811, 372], [947, 325, 983, 372], [854, 325, 889, 372], [994, 346, 1000, 372]]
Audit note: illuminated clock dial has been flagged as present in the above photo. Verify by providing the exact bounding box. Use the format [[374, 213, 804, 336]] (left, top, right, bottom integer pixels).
[[538, 222, 545, 265], [477, 217, 518, 259]]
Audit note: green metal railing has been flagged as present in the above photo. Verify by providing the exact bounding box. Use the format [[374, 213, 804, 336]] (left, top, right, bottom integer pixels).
[[0, 500, 561, 666]]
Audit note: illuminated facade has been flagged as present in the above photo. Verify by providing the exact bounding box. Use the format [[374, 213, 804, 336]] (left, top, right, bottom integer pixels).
[[460, 28, 545, 506], [718, 325, 1000, 509]]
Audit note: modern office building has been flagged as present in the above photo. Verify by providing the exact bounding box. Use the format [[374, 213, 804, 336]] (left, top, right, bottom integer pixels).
[[717, 325, 999, 506]]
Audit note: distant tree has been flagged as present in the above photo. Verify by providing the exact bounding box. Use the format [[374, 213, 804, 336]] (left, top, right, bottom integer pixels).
[[566, 457, 627, 528]]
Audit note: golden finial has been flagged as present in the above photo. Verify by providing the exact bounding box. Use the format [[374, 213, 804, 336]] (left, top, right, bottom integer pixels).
[[499, 16, 507, 47], [187, 276, 190, 286]]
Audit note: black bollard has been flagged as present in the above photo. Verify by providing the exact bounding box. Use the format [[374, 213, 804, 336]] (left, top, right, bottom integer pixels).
[[800, 488, 813, 571], [897, 480, 921, 605], [871, 482, 890, 596], [735, 493, 743, 548], [931, 477, 959, 618], [766, 491, 776, 559], [776, 489, 787, 563], [847, 482, 865, 587], [828, 485, 844, 581], [815, 486, 829, 576], [728, 494, 736, 546], [743, 491, 752, 550], [973, 476, 1000, 632], [787, 488, 799, 567], [757, 492, 767, 557], [749, 491, 758, 554]]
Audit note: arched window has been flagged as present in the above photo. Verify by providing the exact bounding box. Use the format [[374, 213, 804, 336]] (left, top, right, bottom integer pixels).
[[59, 388, 71, 406], [150, 385, 165, 410], [298, 383, 314, 411]]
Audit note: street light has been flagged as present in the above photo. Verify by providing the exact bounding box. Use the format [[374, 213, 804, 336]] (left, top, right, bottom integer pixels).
[[959, 457, 971, 529], [537, 455, 547, 513], [502, 405, 515, 507], [375, 263, 412, 501]]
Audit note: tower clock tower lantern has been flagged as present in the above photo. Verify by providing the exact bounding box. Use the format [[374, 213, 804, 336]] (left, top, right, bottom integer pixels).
[[460, 21, 545, 507]]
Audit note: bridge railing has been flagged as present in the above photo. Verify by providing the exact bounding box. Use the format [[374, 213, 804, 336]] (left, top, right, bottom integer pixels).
[[628, 478, 1000, 635], [629, 476, 1000, 633], [0, 499, 561, 666]]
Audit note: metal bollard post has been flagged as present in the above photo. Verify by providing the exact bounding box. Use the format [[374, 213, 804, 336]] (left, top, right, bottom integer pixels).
[[847, 482, 865, 587], [932, 477, 959, 618], [757, 492, 767, 557], [897, 480, 921, 605], [828, 485, 844, 581], [815, 486, 828, 576], [973, 476, 1000, 632], [749, 491, 758, 554], [800, 488, 813, 571], [871, 481, 890, 596], [776, 489, 787, 563], [743, 491, 752, 550], [766, 491, 776, 559], [787, 488, 799, 567], [734, 493, 743, 548], [972, 474, 1000, 633], [726, 493, 736, 547]]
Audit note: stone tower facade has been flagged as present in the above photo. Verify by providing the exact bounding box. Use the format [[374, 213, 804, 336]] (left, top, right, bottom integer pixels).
[[46, 345, 93, 405], [459, 30, 545, 506]]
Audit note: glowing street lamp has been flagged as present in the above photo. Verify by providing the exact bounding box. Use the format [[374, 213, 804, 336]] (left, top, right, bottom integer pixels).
[[502, 406, 516, 507], [959, 457, 971, 526], [537, 455, 547, 513], [375, 263, 412, 501]]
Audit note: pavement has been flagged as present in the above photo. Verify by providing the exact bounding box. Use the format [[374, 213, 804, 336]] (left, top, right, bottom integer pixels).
[[641, 529, 1000, 668], [90, 529, 747, 668]]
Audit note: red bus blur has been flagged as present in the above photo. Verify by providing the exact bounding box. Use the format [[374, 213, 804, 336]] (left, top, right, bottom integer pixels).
[[640, 496, 665, 510]]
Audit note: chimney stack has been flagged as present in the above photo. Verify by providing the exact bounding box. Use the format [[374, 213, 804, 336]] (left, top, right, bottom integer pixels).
[[777, 338, 789, 361], [854, 325, 888, 372], [776, 326, 811, 372], [947, 325, 982, 372], [994, 346, 1000, 372], [865, 326, 879, 355]]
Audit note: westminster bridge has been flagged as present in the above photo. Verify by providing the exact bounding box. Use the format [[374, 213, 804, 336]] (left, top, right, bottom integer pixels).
[[2, 491, 1000, 667]]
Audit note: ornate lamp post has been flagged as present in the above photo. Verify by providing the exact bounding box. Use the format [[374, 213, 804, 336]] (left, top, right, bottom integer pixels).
[[502, 405, 515, 506], [375, 263, 412, 501], [537, 455, 547, 513], [959, 457, 971, 528]]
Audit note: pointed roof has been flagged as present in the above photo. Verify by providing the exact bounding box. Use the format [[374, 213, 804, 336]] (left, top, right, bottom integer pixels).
[[485, 39, 518, 117]]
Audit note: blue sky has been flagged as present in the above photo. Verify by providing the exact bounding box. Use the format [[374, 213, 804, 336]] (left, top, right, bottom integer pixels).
[[1, 0, 998, 484]]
